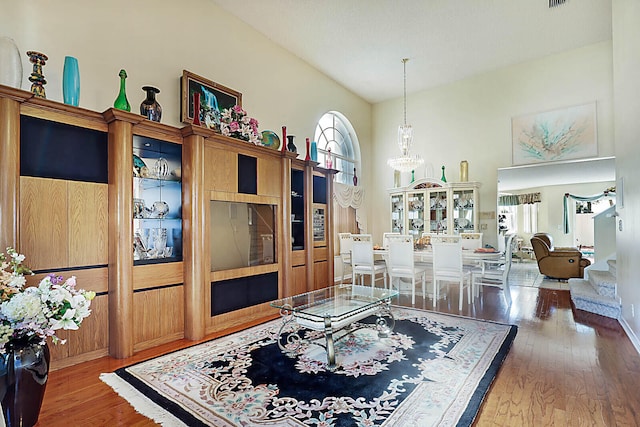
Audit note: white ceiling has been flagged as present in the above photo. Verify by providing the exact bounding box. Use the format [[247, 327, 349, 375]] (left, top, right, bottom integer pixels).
[[210, 0, 612, 103]]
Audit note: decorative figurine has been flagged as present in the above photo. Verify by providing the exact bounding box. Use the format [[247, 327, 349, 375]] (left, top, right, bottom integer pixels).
[[26, 51, 48, 98]]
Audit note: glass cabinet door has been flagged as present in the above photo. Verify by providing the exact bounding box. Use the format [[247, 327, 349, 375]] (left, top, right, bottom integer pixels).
[[390, 193, 404, 234], [452, 188, 475, 233], [406, 191, 425, 240], [427, 189, 448, 234], [132, 136, 182, 264]]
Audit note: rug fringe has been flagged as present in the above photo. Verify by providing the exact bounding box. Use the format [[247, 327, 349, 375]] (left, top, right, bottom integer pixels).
[[100, 373, 185, 427]]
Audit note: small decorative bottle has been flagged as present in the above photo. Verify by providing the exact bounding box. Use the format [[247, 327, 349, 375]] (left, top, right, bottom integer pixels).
[[287, 135, 297, 152], [281, 126, 287, 153], [411, 170, 415, 183], [353, 168, 358, 186], [26, 51, 48, 98], [113, 69, 130, 111], [441, 165, 447, 183], [305, 138, 311, 161], [192, 92, 201, 125], [140, 86, 162, 122], [460, 160, 468, 182], [326, 148, 333, 169]]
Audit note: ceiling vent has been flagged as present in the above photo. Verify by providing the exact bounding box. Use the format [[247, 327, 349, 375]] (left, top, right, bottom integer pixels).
[[549, 0, 567, 7]]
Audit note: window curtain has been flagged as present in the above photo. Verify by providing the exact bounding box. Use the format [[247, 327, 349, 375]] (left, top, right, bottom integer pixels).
[[563, 190, 616, 234], [333, 182, 366, 232], [498, 192, 541, 206]]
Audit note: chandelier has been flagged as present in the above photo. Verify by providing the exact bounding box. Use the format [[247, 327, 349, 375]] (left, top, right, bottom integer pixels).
[[387, 58, 425, 173]]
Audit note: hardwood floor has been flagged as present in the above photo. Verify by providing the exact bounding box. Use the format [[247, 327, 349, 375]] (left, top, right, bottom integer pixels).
[[36, 282, 640, 426]]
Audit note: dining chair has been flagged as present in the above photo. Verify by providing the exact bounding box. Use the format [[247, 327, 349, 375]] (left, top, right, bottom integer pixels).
[[459, 232, 483, 250], [471, 233, 516, 305], [338, 232, 353, 284], [382, 232, 400, 249], [351, 234, 387, 288], [431, 235, 471, 310], [385, 234, 427, 305]]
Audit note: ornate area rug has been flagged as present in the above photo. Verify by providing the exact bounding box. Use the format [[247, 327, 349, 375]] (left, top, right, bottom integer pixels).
[[100, 307, 517, 426]]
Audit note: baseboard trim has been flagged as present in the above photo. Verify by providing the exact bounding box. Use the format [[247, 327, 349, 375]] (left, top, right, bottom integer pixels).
[[620, 316, 640, 356]]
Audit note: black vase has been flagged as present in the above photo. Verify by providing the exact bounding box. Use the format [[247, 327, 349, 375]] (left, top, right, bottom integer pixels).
[[140, 86, 162, 122], [0, 342, 50, 427], [287, 135, 297, 153]]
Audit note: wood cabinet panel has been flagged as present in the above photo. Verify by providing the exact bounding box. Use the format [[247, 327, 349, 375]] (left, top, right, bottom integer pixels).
[[205, 145, 237, 192], [68, 181, 108, 266], [48, 293, 109, 368], [314, 260, 329, 290], [133, 262, 184, 290], [133, 286, 185, 350], [19, 177, 68, 270], [292, 264, 307, 295], [258, 156, 281, 197]]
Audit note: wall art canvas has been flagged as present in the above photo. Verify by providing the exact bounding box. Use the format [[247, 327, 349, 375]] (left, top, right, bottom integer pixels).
[[511, 102, 597, 165]]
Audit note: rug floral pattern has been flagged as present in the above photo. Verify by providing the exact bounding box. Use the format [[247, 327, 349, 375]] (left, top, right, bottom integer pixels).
[[101, 307, 516, 426]]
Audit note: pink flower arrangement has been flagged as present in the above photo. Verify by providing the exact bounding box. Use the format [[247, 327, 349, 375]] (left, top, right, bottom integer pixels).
[[220, 105, 262, 145]]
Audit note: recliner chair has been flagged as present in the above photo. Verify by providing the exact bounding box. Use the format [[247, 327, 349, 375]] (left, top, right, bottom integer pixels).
[[530, 232, 591, 279]]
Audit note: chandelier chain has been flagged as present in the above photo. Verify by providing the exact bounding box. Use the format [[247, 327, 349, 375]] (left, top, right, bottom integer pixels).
[[402, 58, 408, 126]]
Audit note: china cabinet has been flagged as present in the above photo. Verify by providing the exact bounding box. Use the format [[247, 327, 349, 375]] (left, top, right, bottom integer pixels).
[[132, 136, 182, 264], [389, 178, 480, 237]]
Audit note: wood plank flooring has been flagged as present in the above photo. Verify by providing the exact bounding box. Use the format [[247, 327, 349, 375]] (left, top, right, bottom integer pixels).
[[36, 282, 640, 426]]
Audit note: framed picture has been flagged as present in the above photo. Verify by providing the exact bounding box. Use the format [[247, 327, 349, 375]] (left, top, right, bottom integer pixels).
[[511, 102, 597, 166], [180, 70, 242, 129]]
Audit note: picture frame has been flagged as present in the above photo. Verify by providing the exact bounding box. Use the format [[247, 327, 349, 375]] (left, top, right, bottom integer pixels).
[[511, 102, 597, 166], [180, 70, 242, 129]]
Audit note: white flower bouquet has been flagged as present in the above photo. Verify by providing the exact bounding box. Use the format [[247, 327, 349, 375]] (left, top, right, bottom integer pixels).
[[0, 248, 95, 352]]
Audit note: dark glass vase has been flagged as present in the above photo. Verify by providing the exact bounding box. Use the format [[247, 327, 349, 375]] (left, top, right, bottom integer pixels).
[[0, 341, 50, 427], [287, 135, 297, 153], [140, 86, 162, 122]]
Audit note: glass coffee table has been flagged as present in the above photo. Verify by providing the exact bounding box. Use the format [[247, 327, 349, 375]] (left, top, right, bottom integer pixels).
[[270, 284, 398, 369]]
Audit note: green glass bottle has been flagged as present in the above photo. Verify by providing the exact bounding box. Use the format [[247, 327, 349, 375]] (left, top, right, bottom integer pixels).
[[411, 170, 415, 183], [441, 165, 447, 183], [113, 69, 131, 111]]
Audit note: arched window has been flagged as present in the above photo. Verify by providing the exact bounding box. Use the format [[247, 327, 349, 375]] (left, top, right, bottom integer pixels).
[[314, 112, 360, 185]]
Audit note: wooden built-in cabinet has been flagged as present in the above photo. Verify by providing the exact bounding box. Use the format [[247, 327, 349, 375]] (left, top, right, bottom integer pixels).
[[0, 84, 335, 369]]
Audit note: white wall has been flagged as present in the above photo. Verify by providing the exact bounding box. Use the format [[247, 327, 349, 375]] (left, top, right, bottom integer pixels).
[[1, 0, 371, 178], [613, 0, 640, 348], [369, 42, 614, 248]]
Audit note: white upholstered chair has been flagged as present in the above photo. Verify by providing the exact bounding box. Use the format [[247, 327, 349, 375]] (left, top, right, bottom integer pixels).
[[351, 234, 387, 288], [459, 232, 483, 251], [338, 232, 353, 284], [385, 234, 427, 305], [431, 235, 471, 310], [471, 233, 516, 306], [382, 232, 400, 249]]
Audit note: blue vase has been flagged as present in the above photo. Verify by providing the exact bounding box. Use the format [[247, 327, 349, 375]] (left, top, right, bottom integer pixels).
[[310, 141, 318, 161], [62, 56, 80, 106]]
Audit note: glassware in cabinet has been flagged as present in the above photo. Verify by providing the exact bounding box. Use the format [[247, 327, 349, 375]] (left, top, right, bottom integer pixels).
[[452, 188, 475, 233], [291, 168, 305, 251], [406, 191, 425, 239], [390, 193, 404, 234], [427, 188, 448, 234], [132, 135, 182, 264]]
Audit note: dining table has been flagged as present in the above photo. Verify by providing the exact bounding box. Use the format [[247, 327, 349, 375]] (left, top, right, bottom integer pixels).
[[373, 247, 503, 265]]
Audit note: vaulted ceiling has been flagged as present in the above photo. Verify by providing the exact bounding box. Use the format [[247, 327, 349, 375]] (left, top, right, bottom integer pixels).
[[211, 0, 611, 103]]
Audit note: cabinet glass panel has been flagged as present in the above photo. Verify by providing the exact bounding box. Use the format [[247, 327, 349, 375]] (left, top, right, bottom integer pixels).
[[427, 189, 448, 233], [133, 136, 182, 265], [406, 191, 425, 240], [452, 189, 475, 233], [390, 193, 404, 234], [291, 168, 305, 251]]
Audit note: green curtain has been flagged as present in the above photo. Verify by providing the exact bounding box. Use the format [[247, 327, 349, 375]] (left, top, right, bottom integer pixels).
[[498, 192, 541, 206], [563, 190, 616, 234]]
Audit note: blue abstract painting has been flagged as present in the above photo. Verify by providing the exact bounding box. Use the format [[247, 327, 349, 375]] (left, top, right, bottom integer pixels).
[[511, 102, 597, 165]]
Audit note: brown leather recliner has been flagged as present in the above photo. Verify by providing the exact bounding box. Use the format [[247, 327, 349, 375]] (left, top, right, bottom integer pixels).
[[530, 232, 591, 279]]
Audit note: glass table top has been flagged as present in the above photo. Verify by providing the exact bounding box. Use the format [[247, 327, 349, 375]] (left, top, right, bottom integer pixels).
[[270, 284, 398, 320]]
